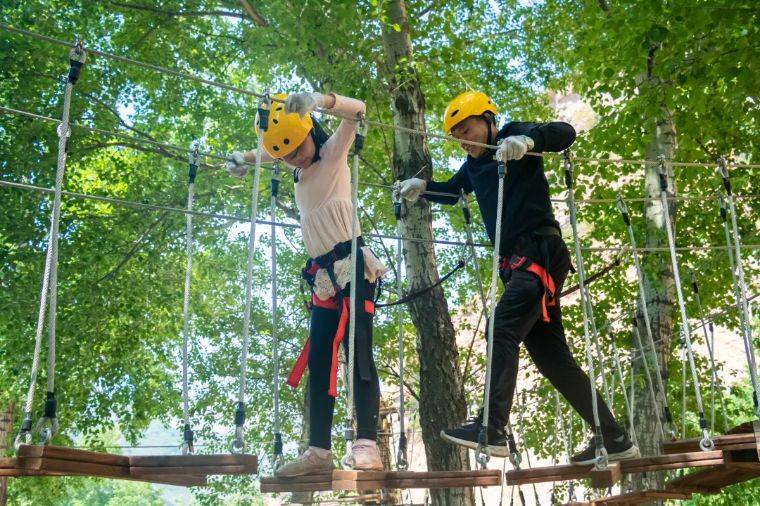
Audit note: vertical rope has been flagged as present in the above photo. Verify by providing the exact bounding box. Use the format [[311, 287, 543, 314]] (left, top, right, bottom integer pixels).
[[610, 339, 638, 447], [617, 196, 673, 439], [563, 150, 607, 467], [718, 159, 760, 420], [657, 159, 713, 450], [477, 160, 507, 468], [17, 42, 85, 449], [689, 272, 728, 433], [630, 315, 664, 441], [233, 99, 267, 454], [392, 185, 408, 471], [343, 117, 365, 468], [180, 146, 198, 455], [270, 162, 283, 466]]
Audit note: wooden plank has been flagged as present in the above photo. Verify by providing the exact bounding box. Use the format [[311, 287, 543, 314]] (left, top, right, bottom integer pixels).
[[131, 464, 256, 476], [571, 490, 693, 505], [16, 445, 129, 466], [129, 454, 257, 468], [333, 469, 501, 481], [590, 462, 621, 489], [665, 462, 760, 493], [332, 474, 502, 491], [260, 472, 334, 493], [260, 472, 334, 484], [620, 450, 725, 473], [662, 428, 760, 455], [17, 457, 132, 478]]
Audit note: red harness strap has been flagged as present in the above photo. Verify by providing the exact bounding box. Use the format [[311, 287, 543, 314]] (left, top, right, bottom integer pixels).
[[286, 294, 352, 398], [500, 256, 557, 323]]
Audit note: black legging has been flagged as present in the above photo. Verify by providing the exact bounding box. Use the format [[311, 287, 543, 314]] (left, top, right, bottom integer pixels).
[[308, 276, 380, 450], [487, 233, 626, 441]]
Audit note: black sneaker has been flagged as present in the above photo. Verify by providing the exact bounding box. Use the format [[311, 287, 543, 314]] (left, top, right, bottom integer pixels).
[[570, 434, 640, 465], [440, 416, 508, 458]]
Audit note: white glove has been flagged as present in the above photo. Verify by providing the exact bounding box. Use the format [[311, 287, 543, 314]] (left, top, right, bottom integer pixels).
[[495, 135, 535, 162], [226, 151, 248, 178], [399, 178, 427, 202], [285, 92, 325, 118]]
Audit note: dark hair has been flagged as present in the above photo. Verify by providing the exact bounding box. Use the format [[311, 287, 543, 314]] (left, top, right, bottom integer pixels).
[[309, 116, 330, 163]]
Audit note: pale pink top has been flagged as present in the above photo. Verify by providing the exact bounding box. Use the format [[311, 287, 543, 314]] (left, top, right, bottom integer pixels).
[[294, 94, 386, 295]]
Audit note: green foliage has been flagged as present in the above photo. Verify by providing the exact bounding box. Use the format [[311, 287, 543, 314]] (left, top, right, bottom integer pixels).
[[1, 0, 759, 503]]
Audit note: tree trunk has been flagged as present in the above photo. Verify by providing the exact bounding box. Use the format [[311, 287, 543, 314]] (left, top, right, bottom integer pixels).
[[379, 1, 474, 505], [632, 112, 677, 497], [0, 402, 14, 506]]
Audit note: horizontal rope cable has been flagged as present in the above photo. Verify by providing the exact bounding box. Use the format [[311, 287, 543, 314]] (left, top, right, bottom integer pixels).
[[4, 104, 760, 209], [5, 179, 760, 254], [3, 23, 760, 169]]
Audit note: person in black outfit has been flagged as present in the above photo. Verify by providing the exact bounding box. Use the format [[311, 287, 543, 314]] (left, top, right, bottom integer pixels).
[[399, 91, 639, 464]]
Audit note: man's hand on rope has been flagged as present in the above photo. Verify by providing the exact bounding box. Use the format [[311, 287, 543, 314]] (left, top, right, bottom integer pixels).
[[285, 92, 325, 118], [399, 178, 427, 202], [226, 151, 248, 177], [496, 135, 535, 162]]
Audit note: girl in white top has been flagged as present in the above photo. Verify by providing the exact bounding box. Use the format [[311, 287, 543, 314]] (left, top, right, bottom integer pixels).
[[227, 92, 386, 476]]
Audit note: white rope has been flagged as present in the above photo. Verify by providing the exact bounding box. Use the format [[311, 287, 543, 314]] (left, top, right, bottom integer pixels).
[[4, 177, 760, 255], [342, 119, 365, 468], [392, 191, 408, 470], [17, 43, 84, 448], [718, 160, 760, 419], [616, 196, 674, 439], [232, 128, 263, 453], [477, 160, 506, 468], [4, 24, 760, 170], [563, 150, 607, 468], [270, 162, 283, 466], [180, 147, 198, 455], [584, 291, 614, 408], [689, 272, 729, 434], [610, 340, 638, 448], [630, 317, 665, 442], [657, 159, 713, 450]]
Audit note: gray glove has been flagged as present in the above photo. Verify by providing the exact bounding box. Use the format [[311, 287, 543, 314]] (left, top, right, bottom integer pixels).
[[226, 151, 248, 177], [284, 92, 325, 118]]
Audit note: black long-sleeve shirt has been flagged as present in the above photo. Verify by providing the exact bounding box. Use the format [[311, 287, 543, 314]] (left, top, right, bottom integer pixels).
[[426, 121, 576, 256]]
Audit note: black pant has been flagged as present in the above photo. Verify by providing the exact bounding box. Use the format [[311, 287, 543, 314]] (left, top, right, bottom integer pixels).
[[487, 233, 625, 440], [308, 275, 380, 450]]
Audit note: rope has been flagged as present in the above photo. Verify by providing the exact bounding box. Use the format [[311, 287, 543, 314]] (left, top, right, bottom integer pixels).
[[0, 105, 234, 170], [476, 159, 507, 468], [16, 42, 85, 449], [342, 118, 365, 468], [616, 196, 674, 439], [657, 158, 713, 450], [270, 161, 283, 466], [231, 110, 265, 454], [630, 315, 665, 442], [3, 23, 760, 169], [718, 160, 760, 419], [392, 188, 408, 471], [610, 339, 638, 448], [180, 146, 198, 455], [563, 150, 607, 468], [689, 272, 729, 434]]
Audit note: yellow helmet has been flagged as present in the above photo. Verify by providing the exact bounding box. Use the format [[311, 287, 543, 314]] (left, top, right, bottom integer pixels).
[[442, 91, 497, 134], [256, 93, 313, 158]]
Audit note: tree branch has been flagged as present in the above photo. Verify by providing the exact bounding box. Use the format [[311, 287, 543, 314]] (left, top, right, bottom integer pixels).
[[111, 1, 250, 21], [238, 0, 269, 27]]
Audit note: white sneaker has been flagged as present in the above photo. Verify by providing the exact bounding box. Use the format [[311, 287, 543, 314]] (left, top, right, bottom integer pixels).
[[275, 447, 334, 477], [351, 439, 384, 471]]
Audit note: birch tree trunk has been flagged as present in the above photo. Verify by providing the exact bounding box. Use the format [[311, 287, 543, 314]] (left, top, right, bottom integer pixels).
[[379, 1, 474, 505]]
